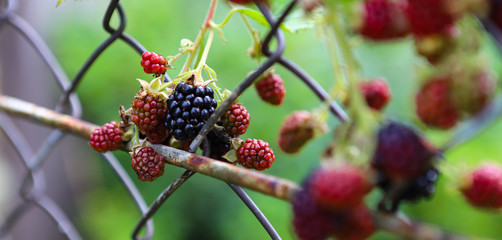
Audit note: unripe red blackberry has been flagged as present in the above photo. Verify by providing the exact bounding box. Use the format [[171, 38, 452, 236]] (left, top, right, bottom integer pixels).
[[221, 103, 250, 136], [141, 52, 167, 76], [359, 78, 392, 111], [307, 164, 373, 210], [131, 147, 165, 182], [131, 80, 169, 144], [89, 121, 123, 153], [461, 163, 502, 209], [165, 82, 217, 141], [292, 189, 336, 240], [415, 77, 458, 129], [358, 0, 409, 40], [406, 0, 456, 36], [278, 111, 316, 154], [331, 204, 376, 240], [292, 180, 376, 240], [237, 139, 275, 171], [255, 73, 286, 106]]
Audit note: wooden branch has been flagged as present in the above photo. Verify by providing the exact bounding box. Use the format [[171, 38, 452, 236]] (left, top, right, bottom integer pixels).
[[0, 93, 487, 240], [0, 94, 96, 138]]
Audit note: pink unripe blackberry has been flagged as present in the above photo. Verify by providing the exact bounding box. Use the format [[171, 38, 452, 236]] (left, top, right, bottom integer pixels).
[[255, 73, 286, 106], [221, 103, 250, 136], [461, 163, 502, 209], [307, 164, 373, 210], [131, 147, 165, 182], [237, 139, 275, 171], [415, 77, 458, 129], [359, 78, 392, 111], [278, 111, 316, 154], [141, 51, 167, 76], [89, 121, 123, 153]]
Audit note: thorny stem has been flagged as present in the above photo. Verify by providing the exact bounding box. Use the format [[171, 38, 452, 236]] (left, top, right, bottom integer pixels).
[[180, 0, 218, 74], [0, 93, 489, 240]]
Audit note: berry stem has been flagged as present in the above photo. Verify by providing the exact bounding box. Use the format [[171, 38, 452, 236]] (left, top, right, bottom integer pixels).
[[195, 29, 215, 84], [323, 24, 346, 101], [239, 12, 262, 63], [180, 0, 218, 74]]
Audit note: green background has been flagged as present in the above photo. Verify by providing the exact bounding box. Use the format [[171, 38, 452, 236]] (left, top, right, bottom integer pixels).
[[50, 0, 502, 239]]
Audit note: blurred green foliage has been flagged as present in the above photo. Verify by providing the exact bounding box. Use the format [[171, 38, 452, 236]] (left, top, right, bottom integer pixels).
[[52, 0, 502, 239]]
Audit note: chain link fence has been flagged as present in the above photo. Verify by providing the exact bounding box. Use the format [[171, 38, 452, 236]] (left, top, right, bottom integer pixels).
[[1, 0, 502, 239]]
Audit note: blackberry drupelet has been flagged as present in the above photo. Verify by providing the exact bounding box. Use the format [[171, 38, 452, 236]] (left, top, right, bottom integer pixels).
[[165, 82, 217, 141]]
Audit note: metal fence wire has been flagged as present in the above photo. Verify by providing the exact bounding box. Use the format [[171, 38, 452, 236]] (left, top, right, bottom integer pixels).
[[1, 0, 502, 239]]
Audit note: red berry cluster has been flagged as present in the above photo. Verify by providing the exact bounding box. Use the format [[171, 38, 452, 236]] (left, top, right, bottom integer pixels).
[[293, 164, 375, 240], [255, 73, 286, 106], [237, 139, 275, 171], [131, 147, 165, 182], [141, 52, 167, 75], [89, 121, 123, 153]]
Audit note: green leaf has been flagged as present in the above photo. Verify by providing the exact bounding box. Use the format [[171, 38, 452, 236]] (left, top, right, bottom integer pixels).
[[234, 8, 296, 33], [56, 0, 66, 6], [282, 9, 315, 33]]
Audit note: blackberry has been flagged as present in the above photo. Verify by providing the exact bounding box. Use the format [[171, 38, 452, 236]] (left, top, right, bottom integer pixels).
[[131, 146, 165, 182], [165, 82, 217, 141], [237, 138, 275, 171], [89, 121, 123, 153], [307, 164, 373, 210], [205, 130, 231, 161], [377, 168, 439, 211], [461, 163, 502, 209]]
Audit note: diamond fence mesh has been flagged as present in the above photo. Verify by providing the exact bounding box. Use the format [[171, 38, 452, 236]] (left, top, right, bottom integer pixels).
[[1, 0, 502, 239]]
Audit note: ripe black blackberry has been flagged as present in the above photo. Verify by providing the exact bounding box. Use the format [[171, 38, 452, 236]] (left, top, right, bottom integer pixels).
[[165, 82, 217, 141], [205, 130, 231, 161], [377, 167, 439, 211]]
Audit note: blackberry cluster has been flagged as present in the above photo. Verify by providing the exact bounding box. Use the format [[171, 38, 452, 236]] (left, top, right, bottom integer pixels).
[[377, 168, 439, 211], [165, 83, 217, 141]]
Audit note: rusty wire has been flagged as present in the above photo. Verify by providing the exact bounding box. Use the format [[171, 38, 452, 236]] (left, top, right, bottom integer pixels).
[[1, 0, 502, 239]]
